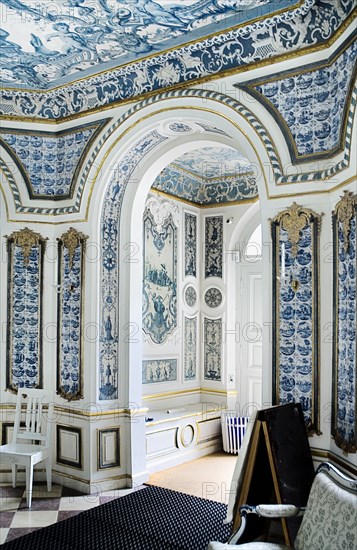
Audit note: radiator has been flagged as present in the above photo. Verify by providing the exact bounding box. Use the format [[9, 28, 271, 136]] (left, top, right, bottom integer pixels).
[[221, 413, 249, 454]]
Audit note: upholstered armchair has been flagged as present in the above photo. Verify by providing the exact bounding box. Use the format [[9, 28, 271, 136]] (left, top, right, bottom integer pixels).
[[208, 462, 357, 550]]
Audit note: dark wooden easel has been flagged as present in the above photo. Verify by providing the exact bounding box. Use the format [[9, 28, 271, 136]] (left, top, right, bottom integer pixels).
[[231, 403, 315, 547]]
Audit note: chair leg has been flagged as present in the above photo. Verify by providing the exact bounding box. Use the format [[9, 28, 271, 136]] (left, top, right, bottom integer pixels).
[[12, 464, 17, 488], [46, 458, 52, 493], [25, 465, 34, 508]]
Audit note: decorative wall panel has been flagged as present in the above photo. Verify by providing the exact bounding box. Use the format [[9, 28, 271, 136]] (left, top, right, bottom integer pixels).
[[6, 228, 46, 392], [56, 425, 82, 469], [238, 37, 356, 162], [271, 203, 321, 434], [99, 130, 168, 401], [205, 216, 223, 278], [204, 318, 222, 381], [98, 428, 120, 470], [143, 207, 177, 344], [184, 317, 197, 381], [57, 228, 87, 401], [332, 191, 357, 453], [0, 122, 105, 198], [185, 213, 197, 277], [142, 359, 177, 384]]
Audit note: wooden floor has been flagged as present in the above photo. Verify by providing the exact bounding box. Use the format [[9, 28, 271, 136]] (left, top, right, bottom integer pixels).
[[147, 451, 237, 504]]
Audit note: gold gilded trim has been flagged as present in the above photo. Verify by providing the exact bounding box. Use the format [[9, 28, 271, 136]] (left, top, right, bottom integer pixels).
[[6, 227, 45, 265], [333, 190, 357, 252], [272, 202, 322, 256], [60, 227, 88, 270]]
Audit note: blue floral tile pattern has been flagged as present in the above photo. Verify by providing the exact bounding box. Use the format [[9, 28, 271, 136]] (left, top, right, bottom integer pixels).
[[99, 130, 168, 400], [332, 191, 356, 453], [57, 228, 87, 401], [0, 126, 99, 198], [272, 204, 321, 433], [184, 317, 197, 381], [204, 318, 222, 381], [6, 228, 46, 391], [205, 216, 223, 278], [142, 359, 177, 384], [250, 39, 357, 159], [185, 213, 197, 277]]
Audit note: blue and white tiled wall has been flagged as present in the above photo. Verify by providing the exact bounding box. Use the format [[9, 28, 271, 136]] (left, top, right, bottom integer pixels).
[[332, 192, 357, 453], [272, 204, 321, 434], [57, 228, 87, 401], [0, 122, 106, 198], [6, 228, 46, 392]]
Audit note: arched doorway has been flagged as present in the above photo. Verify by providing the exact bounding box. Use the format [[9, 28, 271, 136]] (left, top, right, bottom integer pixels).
[[93, 93, 271, 483]]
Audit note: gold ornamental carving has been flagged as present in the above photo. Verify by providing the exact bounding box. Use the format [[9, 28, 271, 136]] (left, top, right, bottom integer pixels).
[[334, 190, 357, 253], [7, 227, 45, 265], [60, 227, 88, 269], [273, 202, 322, 257]]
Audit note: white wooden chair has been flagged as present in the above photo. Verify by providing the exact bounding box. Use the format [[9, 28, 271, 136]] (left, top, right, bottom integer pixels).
[[0, 388, 54, 507]]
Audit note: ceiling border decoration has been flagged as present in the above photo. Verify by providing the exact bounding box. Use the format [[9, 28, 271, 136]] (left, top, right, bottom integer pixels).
[[0, 0, 354, 121], [236, 34, 357, 164], [1, 85, 355, 218]]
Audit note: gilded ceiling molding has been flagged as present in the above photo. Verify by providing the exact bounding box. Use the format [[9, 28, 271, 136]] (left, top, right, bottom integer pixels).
[[0, 0, 353, 121]]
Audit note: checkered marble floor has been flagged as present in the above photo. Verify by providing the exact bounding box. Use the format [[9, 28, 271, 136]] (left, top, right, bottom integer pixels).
[[0, 482, 143, 545]]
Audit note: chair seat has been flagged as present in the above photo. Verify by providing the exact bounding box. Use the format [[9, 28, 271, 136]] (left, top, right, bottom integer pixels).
[[0, 443, 50, 458], [208, 542, 289, 550]]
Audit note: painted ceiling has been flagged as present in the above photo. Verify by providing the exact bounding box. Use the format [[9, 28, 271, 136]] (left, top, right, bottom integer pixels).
[[172, 146, 252, 178], [152, 146, 258, 205], [0, 0, 297, 90]]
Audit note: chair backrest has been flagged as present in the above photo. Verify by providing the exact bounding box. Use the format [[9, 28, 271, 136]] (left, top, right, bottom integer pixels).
[[12, 388, 54, 447], [294, 462, 357, 550]]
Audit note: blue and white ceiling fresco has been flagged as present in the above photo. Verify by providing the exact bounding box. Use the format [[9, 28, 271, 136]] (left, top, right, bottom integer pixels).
[[0, 0, 297, 90], [152, 146, 258, 205]]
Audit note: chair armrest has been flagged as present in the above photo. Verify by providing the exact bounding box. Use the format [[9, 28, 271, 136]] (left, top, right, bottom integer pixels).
[[255, 504, 304, 518], [228, 504, 305, 544]]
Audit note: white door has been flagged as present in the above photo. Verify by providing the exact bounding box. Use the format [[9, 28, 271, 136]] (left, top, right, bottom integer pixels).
[[237, 247, 263, 417]]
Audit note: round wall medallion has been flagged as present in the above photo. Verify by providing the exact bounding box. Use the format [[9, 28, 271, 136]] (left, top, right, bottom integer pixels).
[[204, 287, 223, 308], [185, 285, 197, 307], [168, 122, 192, 133]]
